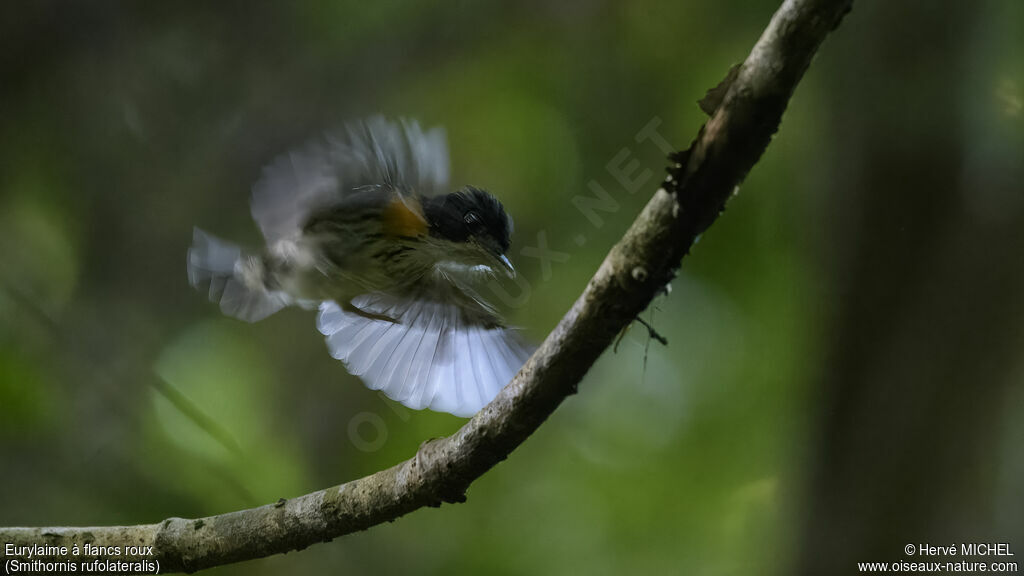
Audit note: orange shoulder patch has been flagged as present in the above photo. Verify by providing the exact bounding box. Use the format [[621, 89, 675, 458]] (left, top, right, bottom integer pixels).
[[382, 196, 428, 238]]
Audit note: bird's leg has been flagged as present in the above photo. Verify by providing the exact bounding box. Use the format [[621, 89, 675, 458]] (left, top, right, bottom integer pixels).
[[342, 299, 400, 324]]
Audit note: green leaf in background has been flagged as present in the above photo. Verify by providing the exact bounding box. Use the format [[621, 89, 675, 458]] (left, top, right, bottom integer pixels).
[[150, 320, 306, 508], [0, 350, 57, 435], [0, 196, 78, 318]]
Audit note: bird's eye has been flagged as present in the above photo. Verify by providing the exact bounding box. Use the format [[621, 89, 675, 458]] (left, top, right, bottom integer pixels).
[[464, 211, 482, 227]]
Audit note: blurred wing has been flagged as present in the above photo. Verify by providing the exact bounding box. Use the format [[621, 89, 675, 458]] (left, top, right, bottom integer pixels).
[[251, 116, 450, 241], [187, 228, 291, 322], [316, 289, 534, 417]]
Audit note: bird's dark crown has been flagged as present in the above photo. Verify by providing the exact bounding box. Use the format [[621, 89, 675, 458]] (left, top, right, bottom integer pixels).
[[423, 186, 511, 253]]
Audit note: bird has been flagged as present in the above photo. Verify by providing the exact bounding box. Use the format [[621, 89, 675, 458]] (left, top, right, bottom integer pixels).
[[186, 116, 534, 417]]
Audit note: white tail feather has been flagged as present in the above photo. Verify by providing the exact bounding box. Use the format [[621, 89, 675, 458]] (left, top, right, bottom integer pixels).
[[317, 296, 534, 417]]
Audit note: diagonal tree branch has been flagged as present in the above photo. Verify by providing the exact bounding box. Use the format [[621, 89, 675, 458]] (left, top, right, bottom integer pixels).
[[0, 0, 853, 572]]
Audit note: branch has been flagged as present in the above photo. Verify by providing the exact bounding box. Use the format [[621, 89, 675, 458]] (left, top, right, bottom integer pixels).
[[0, 0, 852, 572]]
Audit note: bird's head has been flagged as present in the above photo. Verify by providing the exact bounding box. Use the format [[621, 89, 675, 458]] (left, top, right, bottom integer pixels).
[[423, 186, 515, 278]]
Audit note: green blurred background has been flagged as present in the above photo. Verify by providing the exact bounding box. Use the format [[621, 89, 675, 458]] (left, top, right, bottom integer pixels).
[[1, 1, 1022, 574]]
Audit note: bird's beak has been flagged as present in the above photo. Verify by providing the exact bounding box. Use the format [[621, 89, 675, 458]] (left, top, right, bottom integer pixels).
[[496, 254, 516, 278]]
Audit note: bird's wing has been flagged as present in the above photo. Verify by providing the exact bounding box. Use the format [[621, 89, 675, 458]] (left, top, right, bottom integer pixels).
[[251, 116, 450, 242], [316, 279, 534, 417]]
